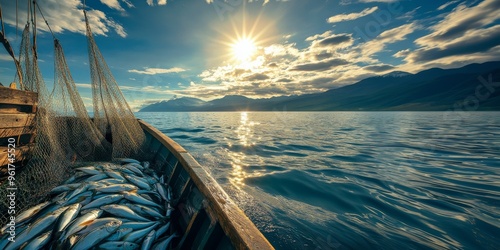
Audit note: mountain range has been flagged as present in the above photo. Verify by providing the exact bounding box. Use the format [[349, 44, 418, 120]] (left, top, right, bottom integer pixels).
[[139, 61, 500, 112]]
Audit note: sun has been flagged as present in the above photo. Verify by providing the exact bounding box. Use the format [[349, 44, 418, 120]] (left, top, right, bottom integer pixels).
[[232, 38, 256, 61]]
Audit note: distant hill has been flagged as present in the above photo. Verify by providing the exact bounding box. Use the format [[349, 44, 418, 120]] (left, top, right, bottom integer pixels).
[[139, 61, 500, 112]]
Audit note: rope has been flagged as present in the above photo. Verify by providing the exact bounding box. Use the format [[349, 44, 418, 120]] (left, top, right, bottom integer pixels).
[[34, 0, 55, 39]]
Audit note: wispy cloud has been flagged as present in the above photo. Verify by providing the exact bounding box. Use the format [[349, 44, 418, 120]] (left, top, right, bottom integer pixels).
[[361, 23, 419, 56], [0, 54, 13, 61], [100, 0, 125, 12], [437, 0, 459, 11], [128, 67, 187, 75], [359, 0, 398, 3], [327, 7, 378, 24], [146, 0, 168, 6]]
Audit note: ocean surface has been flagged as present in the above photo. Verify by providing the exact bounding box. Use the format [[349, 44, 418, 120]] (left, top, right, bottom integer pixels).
[[136, 112, 500, 250]]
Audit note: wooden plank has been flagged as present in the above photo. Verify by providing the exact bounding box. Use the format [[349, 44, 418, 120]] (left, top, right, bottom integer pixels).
[[0, 114, 35, 129], [0, 126, 35, 138], [0, 106, 20, 113], [0, 145, 30, 166], [0, 88, 38, 106], [139, 120, 274, 250]]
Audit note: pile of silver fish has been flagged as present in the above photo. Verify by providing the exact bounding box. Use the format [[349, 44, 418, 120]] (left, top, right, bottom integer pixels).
[[0, 158, 177, 250]]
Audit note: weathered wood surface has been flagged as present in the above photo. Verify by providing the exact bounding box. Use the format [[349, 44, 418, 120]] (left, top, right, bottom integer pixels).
[[0, 126, 35, 138], [0, 145, 30, 167], [0, 87, 37, 106], [139, 120, 274, 250], [0, 113, 35, 129]]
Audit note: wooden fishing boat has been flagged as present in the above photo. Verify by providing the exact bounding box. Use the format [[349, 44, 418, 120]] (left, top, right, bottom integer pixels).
[[0, 87, 273, 249], [0, 87, 37, 179]]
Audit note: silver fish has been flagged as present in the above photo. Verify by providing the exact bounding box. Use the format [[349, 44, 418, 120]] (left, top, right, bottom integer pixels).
[[142, 161, 150, 169], [21, 231, 52, 250], [76, 166, 102, 175], [106, 227, 133, 241], [141, 229, 156, 250], [128, 204, 165, 219], [155, 182, 168, 201], [119, 221, 157, 231], [123, 222, 159, 243], [3, 201, 50, 230], [77, 218, 122, 236], [50, 183, 81, 195], [166, 202, 173, 218], [85, 173, 109, 182], [82, 194, 123, 210], [105, 170, 126, 181], [65, 191, 93, 206], [5, 206, 68, 250], [155, 221, 171, 239], [54, 203, 81, 234], [61, 209, 103, 240], [72, 221, 122, 250], [123, 192, 162, 209], [97, 184, 138, 193], [98, 241, 140, 250], [124, 174, 150, 190], [101, 204, 150, 222], [152, 233, 178, 250], [65, 183, 90, 201], [123, 163, 144, 176]]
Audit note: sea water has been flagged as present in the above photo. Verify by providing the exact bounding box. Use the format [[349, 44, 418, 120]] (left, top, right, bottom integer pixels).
[[136, 112, 500, 249]]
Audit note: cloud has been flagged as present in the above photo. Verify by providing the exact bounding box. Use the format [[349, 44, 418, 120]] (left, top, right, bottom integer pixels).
[[147, 0, 168, 6], [0, 54, 13, 61], [327, 7, 378, 24], [317, 34, 353, 47], [403, 0, 500, 64], [128, 67, 187, 75], [437, 0, 459, 11], [0, 0, 127, 38], [418, 0, 500, 44], [363, 64, 395, 72], [290, 58, 349, 71], [100, 0, 125, 12], [361, 23, 418, 56], [408, 25, 500, 63], [359, 0, 398, 3], [243, 73, 270, 81], [315, 52, 333, 61]]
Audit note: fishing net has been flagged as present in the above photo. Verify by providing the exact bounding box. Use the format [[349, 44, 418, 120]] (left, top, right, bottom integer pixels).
[[85, 11, 145, 159], [0, 24, 70, 225], [0, 9, 145, 225]]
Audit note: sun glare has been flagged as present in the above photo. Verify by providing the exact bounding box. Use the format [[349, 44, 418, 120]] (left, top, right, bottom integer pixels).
[[232, 38, 256, 61]]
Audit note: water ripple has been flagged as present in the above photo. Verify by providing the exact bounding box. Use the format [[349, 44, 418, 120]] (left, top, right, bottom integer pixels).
[[137, 112, 500, 250]]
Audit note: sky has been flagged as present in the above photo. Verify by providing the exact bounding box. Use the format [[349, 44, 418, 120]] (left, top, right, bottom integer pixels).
[[0, 0, 499, 110]]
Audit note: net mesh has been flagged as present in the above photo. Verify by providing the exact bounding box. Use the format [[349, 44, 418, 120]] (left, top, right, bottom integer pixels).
[[85, 11, 145, 159], [0, 11, 145, 224]]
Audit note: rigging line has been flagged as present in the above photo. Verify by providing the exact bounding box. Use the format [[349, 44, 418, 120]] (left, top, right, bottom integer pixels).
[[26, 0, 30, 25], [34, 1, 55, 39], [32, 0, 37, 60]]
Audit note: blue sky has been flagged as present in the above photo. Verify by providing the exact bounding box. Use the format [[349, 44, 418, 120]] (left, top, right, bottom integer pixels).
[[0, 0, 499, 110]]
